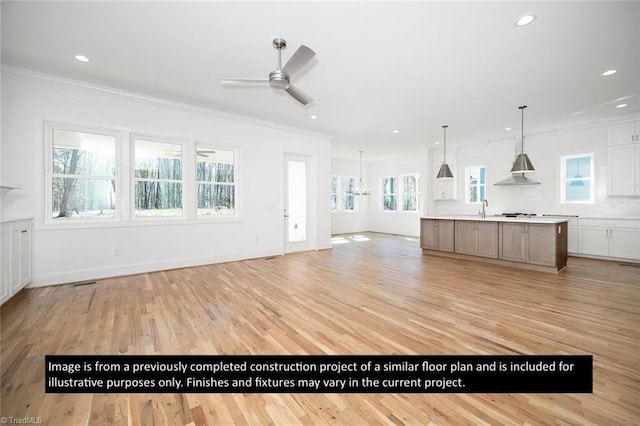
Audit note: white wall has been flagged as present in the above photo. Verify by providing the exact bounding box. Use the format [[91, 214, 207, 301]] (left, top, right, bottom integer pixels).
[[330, 157, 369, 234], [1, 68, 332, 286], [426, 122, 640, 218], [367, 153, 428, 237]]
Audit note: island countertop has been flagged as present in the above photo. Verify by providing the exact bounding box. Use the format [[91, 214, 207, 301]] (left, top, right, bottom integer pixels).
[[421, 215, 569, 224]]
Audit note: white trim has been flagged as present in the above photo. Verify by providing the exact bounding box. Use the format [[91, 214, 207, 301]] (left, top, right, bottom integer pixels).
[[44, 122, 121, 225], [2, 65, 332, 140], [194, 142, 241, 220], [465, 165, 487, 205], [28, 248, 282, 288], [130, 133, 188, 219], [560, 153, 595, 204]]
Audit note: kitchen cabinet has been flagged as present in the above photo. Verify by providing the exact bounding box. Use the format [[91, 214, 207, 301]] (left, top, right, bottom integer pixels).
[[0, 219, 33, 305], [499, 222, 568, 268], [455, 220, 498, 258], [420, 219, 454, 252], [608, 118, 640, 196], [578, 218, 640, 261], [432, 149, 457, 200]]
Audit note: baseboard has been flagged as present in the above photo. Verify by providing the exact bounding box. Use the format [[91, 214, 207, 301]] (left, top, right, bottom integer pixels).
[[29, 249, 281, 287]]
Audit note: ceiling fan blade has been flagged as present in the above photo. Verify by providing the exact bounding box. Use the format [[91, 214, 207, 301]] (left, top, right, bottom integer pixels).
[[282, 45, 315, 76], [220, 78, 269, 86], [285, 84, 313, 105]]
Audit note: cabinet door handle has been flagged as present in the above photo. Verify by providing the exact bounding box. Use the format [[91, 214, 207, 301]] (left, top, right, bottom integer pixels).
[[21, 230, 28, 234]]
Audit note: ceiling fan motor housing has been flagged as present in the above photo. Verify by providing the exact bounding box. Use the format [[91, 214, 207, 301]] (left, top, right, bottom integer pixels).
[[269, 70, 290, 89]]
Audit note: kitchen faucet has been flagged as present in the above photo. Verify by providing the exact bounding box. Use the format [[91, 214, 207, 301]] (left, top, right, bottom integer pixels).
[[480, 199, 488, 219]]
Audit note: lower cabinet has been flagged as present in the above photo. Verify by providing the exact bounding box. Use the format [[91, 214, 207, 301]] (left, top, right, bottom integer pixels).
[[499, 222, 567, 268], [454, 220, 498, 258], [420, 219, 454, 252], [421, 218, 568, 271], [0, 219, 33, 306], [578, 219, 640, 261]]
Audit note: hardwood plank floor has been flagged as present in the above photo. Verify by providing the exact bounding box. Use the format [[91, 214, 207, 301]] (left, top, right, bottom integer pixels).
[[1, 232, 639, 425]]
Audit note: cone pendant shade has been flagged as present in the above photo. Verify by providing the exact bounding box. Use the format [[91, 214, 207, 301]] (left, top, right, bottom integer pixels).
[[511, 153, 535, 173], [511, 105, 535, 173], [437, 163, 454, 179], [436, 124, 454, 179]]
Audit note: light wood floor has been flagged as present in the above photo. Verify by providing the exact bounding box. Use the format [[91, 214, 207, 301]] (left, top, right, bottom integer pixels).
[[1, 232, 639, 425]]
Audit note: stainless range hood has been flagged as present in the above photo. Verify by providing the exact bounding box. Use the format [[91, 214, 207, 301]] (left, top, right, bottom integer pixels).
[[494, 173, 540, 186]]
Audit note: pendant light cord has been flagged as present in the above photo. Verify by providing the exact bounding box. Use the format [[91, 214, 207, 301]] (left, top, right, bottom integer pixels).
[[442, 125, 448, 162], [519, 105, 527, 154]]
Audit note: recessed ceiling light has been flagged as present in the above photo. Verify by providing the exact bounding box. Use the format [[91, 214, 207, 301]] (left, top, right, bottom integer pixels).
[[505, 127, 512, 131], [435, 141, 441, 145], [310, 115, 317, 120], [392, 129, 399, 134], [602, 69, 617, 76], [515, 14, 536, 27], [75, 55, 90, 63], [616, 103, 628, 109]]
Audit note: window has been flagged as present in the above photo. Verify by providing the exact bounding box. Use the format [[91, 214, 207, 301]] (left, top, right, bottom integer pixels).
[[466, 165, 486, 204], [342, 177, 356, 212], [49, 126, 117, 220], [561, 153, 594, 203], [400, 174, 419, 211], [196, 145, 236, 216], [330, 176, 339, 212], [133, 137, 184, 217], [382, 176, 397, 210]]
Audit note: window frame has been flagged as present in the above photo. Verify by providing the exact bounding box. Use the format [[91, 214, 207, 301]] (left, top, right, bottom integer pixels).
[[560, 153, 595, 204], [381, 176, 398, 212], [341, 176, 357, 212], [45, 122, 121, 225], [194, 142, 239, 219], [399, 173, 420, 212], [330, 175, 339, 212], [465, 165, 487, 204], [131, 134, 188, 220]]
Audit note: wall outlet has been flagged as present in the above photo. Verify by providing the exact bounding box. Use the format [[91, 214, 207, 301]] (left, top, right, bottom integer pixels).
[[114, 248, 121, 256]]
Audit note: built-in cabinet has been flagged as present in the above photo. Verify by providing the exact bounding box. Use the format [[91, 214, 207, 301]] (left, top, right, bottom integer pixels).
[[455, 220, 498, 258], [578, 218, 640, 261], [0, 219, 33, 305], [420, 219, 454, 252], [421, 217, 568, 271], [608, 118, 640, 197], [499, 222, 567, 268]]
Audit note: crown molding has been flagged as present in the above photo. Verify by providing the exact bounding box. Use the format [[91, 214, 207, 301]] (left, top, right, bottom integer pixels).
[[1, 65, 333, 141]]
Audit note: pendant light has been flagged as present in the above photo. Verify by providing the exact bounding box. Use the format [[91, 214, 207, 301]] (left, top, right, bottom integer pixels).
[[436, 125, 454, 179], [511, 105, 535, 173], [354, 150, 371, 195], [570, 157, 585, 187]]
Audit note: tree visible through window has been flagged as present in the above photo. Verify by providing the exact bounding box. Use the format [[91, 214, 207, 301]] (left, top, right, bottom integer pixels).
[[133, 137, 184, 217], [197, 145, 236, 216], [330, 176, 339, 212], [401, 174, 419, 211], [51, 128, 117, 219], [342, 177, 356, 211], [382, 177, 397, 210], [466, 166, 486, 204]]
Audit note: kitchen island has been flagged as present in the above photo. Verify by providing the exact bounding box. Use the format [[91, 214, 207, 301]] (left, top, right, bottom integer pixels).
[[420, 216, 568, 271]]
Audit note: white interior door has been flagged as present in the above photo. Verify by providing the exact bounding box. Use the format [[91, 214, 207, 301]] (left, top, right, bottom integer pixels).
[[284, 154, 313, 253]]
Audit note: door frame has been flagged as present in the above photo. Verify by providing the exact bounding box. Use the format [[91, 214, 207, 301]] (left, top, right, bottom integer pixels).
[[283, 153, 316, 254]]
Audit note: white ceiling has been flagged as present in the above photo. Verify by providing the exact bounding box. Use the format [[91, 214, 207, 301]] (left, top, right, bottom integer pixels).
[[2, 1, 639, 161]]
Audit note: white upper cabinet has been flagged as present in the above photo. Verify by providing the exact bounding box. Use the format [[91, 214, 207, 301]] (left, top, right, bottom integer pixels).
[[608, 117, 640, 197]]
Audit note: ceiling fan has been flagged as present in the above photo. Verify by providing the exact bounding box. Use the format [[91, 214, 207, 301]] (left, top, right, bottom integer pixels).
[[220, 38, 316, 106]]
